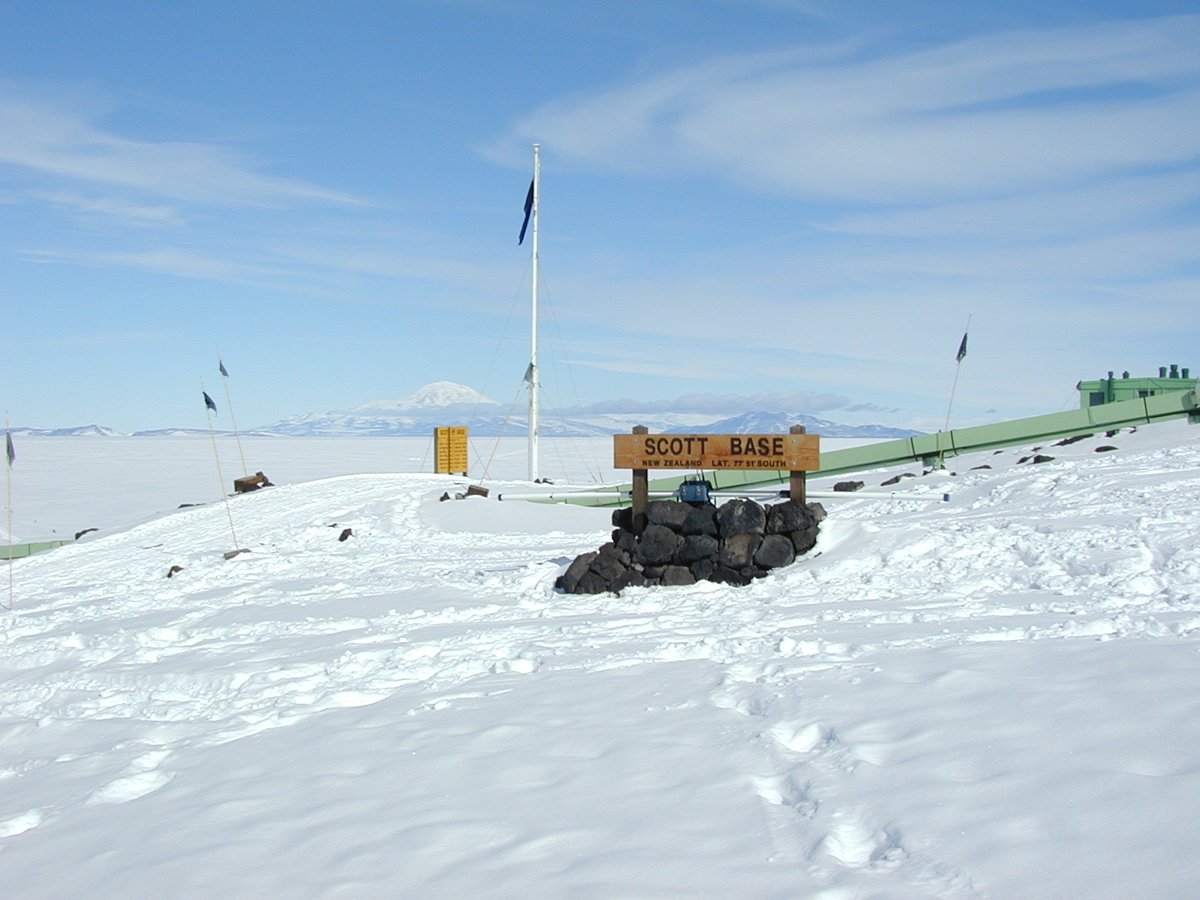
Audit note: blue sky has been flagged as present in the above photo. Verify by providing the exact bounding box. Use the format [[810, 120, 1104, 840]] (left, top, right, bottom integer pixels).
[[2, 0, 1198, 432]]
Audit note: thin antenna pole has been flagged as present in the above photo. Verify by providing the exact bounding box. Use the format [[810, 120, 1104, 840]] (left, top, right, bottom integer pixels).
[[202, 382, 240, 551], [219, 359, 248, 474], [528, 143, 541, 482], [941, 314, 972, 464], [5, 412, 12, 611]]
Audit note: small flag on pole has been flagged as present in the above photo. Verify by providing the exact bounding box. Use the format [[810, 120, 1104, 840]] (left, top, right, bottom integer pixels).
[[219, 359, 229, 378], [518, 179, 534, 245], [523, 362, 534, 384], [203, 391, 217, 414], [5, 432, 13, 468], [956, 332, 968, 363]]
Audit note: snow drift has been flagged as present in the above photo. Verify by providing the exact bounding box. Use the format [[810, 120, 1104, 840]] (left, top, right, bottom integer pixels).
[[1, 422, 1199, 897]]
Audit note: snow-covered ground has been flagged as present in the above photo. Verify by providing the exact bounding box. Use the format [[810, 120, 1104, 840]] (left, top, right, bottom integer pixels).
[[2, 422, 1200, 897], [0, 433, 621, 543]]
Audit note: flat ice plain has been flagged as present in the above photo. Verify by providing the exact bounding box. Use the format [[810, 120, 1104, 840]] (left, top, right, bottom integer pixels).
[[2, 425, 1199, 897]]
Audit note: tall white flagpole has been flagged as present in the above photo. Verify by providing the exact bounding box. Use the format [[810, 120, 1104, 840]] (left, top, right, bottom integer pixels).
[[528, 143, 541, 482]]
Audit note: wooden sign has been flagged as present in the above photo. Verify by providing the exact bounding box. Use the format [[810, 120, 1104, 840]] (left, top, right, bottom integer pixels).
[[613, 432, 820, 471], [434, 426, 469, 475]]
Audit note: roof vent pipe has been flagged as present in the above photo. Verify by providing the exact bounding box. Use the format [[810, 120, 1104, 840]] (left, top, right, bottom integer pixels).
[[1170, 364, 1179, 378], [1159, 366, 1168, 377], [1184, 368, 1191, 379], [1122, 371, 1130, 379]]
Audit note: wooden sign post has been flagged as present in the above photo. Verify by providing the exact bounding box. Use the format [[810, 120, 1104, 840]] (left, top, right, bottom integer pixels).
[[613, 425, 820, 530], [789, 425, 808, 505], [630, 425, 649, 532]]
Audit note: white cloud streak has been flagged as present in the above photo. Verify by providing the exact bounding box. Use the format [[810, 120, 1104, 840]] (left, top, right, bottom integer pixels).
[[0, 85, 361, 209], [488, 14, 1200, 419], [500, 16, 1200, 204], [35, 190, 185, 226]]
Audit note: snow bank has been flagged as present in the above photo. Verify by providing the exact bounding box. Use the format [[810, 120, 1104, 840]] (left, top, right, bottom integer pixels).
[[2, 423, 1199, 896]]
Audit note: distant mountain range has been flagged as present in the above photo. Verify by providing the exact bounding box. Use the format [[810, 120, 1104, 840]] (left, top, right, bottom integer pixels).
[[10, 381, 922, 439], [260, 382, 921, 438], [8, 425, 122, 437], [675, 411, 920, 439]]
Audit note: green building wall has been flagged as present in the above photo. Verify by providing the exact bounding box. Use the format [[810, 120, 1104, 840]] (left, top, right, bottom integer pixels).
[[1078, 365, 1197, 408]]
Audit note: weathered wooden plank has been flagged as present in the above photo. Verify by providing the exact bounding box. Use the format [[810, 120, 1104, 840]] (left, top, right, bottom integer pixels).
[[613, 432, 820, 471]]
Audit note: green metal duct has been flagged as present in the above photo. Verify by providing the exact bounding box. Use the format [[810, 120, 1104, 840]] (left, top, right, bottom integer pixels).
[[565, 387, 1200, 508], [1, 540, 71, 560]]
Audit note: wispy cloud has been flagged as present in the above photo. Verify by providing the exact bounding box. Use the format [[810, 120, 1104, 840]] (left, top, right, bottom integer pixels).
[[0, 84, 362, 209], [486, 15, 1200, 420], [826, 169, 1200, 240], [495, 16, 1200, 203], [35, 190, 185, 227]]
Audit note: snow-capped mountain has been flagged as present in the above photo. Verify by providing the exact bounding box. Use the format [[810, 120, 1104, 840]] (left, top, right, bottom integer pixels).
[[264, 380, 506, 436], [261, 383, 921, 438], [352, 381, 500, 413], [10, 383, 922, 439]]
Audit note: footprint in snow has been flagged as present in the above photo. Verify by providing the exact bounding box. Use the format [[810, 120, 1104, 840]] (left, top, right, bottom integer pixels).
[[750, 772, 818, 819], [86, 750, 174, 805], [0, 808, 45, 838], [768, 720, 829, 753], [820, 809, 905, 869]]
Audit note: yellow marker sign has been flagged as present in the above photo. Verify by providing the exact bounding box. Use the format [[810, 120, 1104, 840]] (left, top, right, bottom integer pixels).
[[434, 426, 469, 475], [613, 432, 819, 471]]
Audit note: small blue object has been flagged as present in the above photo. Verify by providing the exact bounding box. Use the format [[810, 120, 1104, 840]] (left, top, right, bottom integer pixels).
[[676, 478, 713, 505]]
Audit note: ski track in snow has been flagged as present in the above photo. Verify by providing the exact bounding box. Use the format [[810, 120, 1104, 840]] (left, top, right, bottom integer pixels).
[[2, 428, 1200, 895]]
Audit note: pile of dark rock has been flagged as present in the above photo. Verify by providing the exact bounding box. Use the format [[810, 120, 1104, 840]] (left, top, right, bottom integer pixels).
[[557, 497, 825, 594]]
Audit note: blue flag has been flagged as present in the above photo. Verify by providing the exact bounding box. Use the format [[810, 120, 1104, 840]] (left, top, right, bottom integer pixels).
[[203, 391, 217, 414], [956, 332, 968, 363], [518, 179, 534, 245], [5, 432, 13, 468], [219, 359, 229, 378]]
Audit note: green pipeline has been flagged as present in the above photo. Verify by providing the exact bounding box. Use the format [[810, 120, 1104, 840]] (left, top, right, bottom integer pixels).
[[1, 539, 71, 560], [568, 387, 1200, 507]]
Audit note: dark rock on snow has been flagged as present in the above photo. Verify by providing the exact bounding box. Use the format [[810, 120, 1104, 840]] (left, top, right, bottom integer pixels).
[[754, 534, 796, 569], [556, 551, 598, 593], [716, 498, 766, 538], [635, 525, 681, 566], [560, 496, 823, 594], [719, 532, 761, 570], [645, 500, 691, 531]]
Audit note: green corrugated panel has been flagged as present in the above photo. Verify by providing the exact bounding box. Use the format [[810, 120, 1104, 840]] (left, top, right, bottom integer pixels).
[[1, 540, 70, 560]]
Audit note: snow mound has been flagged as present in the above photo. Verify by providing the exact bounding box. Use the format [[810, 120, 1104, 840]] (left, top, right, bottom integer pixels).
[[2, 422, 1200, 896]]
